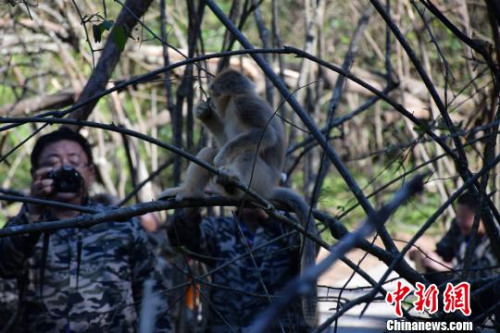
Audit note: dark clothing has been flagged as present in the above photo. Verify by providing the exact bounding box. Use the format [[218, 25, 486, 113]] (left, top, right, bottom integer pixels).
[[168, 210, 309, 332], [433, 219, 499, 282], [0, 203, 172, 332], [428, 219, 500, 330], [435, 219, 462, 263], [0, 278, 18, 330]]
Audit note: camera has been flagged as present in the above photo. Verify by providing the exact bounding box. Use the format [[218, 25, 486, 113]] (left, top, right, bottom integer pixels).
[[48, 165, 84, 193]]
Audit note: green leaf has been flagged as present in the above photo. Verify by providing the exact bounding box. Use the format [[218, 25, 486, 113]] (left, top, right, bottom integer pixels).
[[92, 20, 115, 43], [112, 25, 127, 51], [92, 24, 102, 43], [101, 20, 114, 31]]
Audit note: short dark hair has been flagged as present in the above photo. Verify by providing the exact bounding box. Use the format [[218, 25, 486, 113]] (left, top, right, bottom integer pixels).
[[31, 128, 93, 169], [457, 191, 478, 209]]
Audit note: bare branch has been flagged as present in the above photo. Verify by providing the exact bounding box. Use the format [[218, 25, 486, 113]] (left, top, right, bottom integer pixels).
[[67, 0, 155, 125], [250, 174, 425, 332]]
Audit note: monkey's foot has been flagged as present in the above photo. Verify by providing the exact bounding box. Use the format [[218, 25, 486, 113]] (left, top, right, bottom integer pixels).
[[216, 167, 240, 195], [158, 187, 180, 200], [175, 187, 206, 201], [158, 186, 205, 201]]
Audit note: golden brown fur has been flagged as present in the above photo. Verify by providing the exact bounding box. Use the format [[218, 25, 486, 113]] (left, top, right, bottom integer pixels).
[[161, 69, 318, 324]]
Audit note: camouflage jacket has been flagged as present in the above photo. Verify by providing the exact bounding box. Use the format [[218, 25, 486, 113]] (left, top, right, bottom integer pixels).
[[455, 235, 500, 282], [168, 210, 309, 333], [0, 203, 172, 333], [436, 220, 500, 282], [0, 277, 18, 328]]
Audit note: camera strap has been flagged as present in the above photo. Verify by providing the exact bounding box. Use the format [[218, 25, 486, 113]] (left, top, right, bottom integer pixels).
[[76, 232, 82, 291], [39, 232, 50, 299]]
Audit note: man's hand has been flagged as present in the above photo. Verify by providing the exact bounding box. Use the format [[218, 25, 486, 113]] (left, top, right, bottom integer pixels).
[[28, 166, 55, 217]]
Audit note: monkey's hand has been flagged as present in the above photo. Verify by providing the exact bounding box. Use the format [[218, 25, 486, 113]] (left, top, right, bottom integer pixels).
[[195, 100, 214, 120]]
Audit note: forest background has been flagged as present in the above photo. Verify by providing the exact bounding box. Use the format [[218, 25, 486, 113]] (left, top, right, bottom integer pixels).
[[0, 0, 499, 330]]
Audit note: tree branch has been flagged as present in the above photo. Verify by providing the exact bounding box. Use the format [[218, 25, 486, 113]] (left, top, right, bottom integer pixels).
[[67, 0, 155, 125]]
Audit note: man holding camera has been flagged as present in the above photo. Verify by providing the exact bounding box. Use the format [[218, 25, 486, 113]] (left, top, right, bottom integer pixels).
[[0, 128, 171, 332]]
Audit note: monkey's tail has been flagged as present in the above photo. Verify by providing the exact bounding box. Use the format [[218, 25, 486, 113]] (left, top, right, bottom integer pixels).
[[271, 188, 319, 328]]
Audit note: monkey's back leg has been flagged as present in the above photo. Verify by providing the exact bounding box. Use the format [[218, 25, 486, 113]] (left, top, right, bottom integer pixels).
[[215, 151, 281, 199], [213, 124, 282, 168], [161, 147, 218, 200]]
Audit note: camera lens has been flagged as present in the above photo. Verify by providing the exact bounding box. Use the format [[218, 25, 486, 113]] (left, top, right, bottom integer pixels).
[[49, 166, 83, 193]]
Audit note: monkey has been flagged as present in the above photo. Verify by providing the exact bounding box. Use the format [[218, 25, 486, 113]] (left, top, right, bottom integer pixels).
[[160, 69, 318, 325]]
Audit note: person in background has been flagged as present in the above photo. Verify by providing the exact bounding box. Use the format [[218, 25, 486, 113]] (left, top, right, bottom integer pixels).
[[409, 191, 500, 330], [0, 128, 171, 332], [168, 205, 311, 332]]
